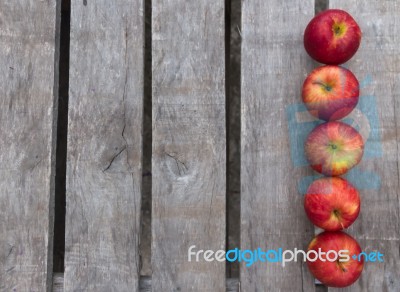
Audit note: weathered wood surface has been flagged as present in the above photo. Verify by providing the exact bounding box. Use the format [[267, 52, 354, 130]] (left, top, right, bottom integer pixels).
[[152, 0, 226, 290], [51, 274, 240, 292], [240, 0, 316, 290], [53, 273, 239, 292], [64, 0, 143, 290], [328, 0, 400, 291], [0, 0, 60, 291]]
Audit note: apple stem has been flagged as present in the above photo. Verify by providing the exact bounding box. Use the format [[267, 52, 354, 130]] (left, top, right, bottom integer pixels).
[[336, 260, 347, 272], [312, 81, 332, 92]]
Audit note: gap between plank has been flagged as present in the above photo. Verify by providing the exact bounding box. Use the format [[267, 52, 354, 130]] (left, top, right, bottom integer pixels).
[[315, 0, 329, 14], [225, 0, 232, 279], [226, 0, 242, 279], [139, 0, 153, 277], [53, 0, 70, 275]]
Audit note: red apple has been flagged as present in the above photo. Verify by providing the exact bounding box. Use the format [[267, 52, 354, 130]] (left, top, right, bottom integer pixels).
[[304, 177, 360, 231], [304, 9, 362, 64], [302, 65, 359, 121], [305, 121, 364, 176], [307, 231, 364, 287]]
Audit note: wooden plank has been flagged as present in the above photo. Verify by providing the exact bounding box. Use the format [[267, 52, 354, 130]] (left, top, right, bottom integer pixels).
[[0, 1, 60, 290], [240, 0, 316, 290], [52, 275, 240, 292], [151, 0, 226, 290], [327, 1, 400, 291], [53, 273, 64, 292], [64, 0, 143, 290]]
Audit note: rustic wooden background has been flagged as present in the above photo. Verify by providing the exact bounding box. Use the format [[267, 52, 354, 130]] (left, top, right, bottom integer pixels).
[[0, 0, 399, 291]]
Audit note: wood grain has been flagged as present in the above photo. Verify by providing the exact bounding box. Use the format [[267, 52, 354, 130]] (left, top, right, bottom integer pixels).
[[151, 0, 226, 290], [328, 0, 400, 291], [0, 0, 60, 290], [240, 0, 316, 290], [64, 0, 143, 290], [51, 274, 240, 292], [53, 273, 64, 292]]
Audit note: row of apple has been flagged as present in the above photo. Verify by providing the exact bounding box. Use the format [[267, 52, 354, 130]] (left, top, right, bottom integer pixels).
[[301, 10, 365, 287]]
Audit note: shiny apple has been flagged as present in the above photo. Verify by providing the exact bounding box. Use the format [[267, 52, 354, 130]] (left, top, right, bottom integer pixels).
[[302, 65, 359, 121], [304, 9, 362, 64], [304, 177, 360, 231], [307, 231, 364, 287], [304, 121, 364, 176]]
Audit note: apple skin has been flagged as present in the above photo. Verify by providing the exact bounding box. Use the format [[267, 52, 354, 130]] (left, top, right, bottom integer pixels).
[[307, 231, 364, 287], [302, 65, 359, 121], [304, 177, 360, 231], [304, 9, 362, 65], [304, 121, 364, 176], [305, 121, 364, 176]]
